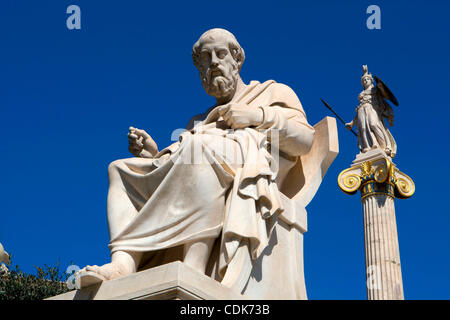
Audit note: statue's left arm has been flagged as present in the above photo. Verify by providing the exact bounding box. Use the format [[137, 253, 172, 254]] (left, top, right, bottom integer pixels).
[[255, 83, 315, 157]]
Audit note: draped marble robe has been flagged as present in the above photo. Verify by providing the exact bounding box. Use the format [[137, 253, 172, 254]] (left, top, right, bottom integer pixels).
[[106, 80, 315, 295], [355, 87, 397, 156]]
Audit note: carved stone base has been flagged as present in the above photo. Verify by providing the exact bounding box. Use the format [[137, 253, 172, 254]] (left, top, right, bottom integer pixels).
[[47, 261, 247, 300], [352, 148, 389, 166]]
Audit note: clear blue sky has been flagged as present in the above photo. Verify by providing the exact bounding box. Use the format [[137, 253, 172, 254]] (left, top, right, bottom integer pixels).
[[1, 0, 449, 299]]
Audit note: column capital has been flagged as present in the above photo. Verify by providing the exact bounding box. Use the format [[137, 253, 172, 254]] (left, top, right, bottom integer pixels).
[[338, 150, 415, 200]]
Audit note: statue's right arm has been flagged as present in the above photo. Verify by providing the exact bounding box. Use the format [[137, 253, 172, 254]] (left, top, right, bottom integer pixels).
[[257, 105, 315, 157], [345, 119, 354, 129], [345, 109, 358, 129]]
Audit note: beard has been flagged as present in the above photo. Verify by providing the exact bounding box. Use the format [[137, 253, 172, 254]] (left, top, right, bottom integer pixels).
[[201, 63, 239, 99]]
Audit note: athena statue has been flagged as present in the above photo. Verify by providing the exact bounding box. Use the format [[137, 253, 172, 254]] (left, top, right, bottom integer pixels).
[[346, 65, 398, 157]]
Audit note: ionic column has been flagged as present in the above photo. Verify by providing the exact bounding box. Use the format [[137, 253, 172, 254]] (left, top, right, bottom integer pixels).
[[338, 152, 414, 300]]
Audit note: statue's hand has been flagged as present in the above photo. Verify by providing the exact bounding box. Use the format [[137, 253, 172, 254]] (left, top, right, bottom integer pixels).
[[128, 127, 158, 158], [345, 121, 353, 130], [218, 103, 263, 129]]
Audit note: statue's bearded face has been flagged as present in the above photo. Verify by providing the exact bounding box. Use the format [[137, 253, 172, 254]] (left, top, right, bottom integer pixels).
[[197, 40, 240, 99]]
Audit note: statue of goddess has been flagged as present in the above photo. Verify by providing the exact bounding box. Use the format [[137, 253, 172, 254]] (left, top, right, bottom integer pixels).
[[346, 65, 398, 157]]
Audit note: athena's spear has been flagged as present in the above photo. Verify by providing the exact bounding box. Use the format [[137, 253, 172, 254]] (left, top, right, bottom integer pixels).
[[321, 99, 357, 137]]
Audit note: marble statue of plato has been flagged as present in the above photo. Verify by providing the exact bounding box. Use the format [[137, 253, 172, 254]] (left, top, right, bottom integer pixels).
[[77, 28, 338, 299]]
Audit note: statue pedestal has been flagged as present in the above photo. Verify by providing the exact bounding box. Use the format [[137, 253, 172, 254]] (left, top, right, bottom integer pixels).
[[47, 261, 247, 300], [352, 148, 389, 166]]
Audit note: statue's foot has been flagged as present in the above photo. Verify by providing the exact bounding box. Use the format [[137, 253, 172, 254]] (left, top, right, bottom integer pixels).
[[75, 270, 107, 289], [76, 262, 131, 289]]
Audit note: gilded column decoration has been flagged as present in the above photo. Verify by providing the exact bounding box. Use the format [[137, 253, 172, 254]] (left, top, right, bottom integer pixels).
[[338, 157, 414, 201]]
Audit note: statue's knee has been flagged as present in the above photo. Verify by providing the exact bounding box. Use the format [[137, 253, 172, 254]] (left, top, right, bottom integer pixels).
[[108, 160, 123, 177]]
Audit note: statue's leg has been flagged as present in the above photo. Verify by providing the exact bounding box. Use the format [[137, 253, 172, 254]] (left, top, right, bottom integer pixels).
[[183, 238, 216, 273], [77, 158, 152, 288], [79, 133, 240, 286], [357, 111, 370, 152], [84, 251, 142, 277], [180, 133, 241, 274], [107, 158, 149, 240], [77, 250, 143, 288], [368, 113, 386, 151]]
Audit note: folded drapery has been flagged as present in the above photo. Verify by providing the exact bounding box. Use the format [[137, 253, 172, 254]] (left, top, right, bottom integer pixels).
[[107, 80, 315, 291]]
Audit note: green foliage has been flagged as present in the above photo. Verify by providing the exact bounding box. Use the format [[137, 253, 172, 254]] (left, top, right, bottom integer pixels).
[[0, 257, 72, 300]]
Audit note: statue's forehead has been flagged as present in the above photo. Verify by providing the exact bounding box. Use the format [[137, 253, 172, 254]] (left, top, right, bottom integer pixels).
[[198, 35, 230, 50]]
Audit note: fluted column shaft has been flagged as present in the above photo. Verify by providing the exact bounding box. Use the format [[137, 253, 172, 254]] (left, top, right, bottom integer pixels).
[[338, 155, 414, 300], [362, 193, 403, 300]]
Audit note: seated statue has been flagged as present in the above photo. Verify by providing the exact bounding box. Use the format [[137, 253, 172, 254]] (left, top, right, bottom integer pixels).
[[77, 28, 338, 299]]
